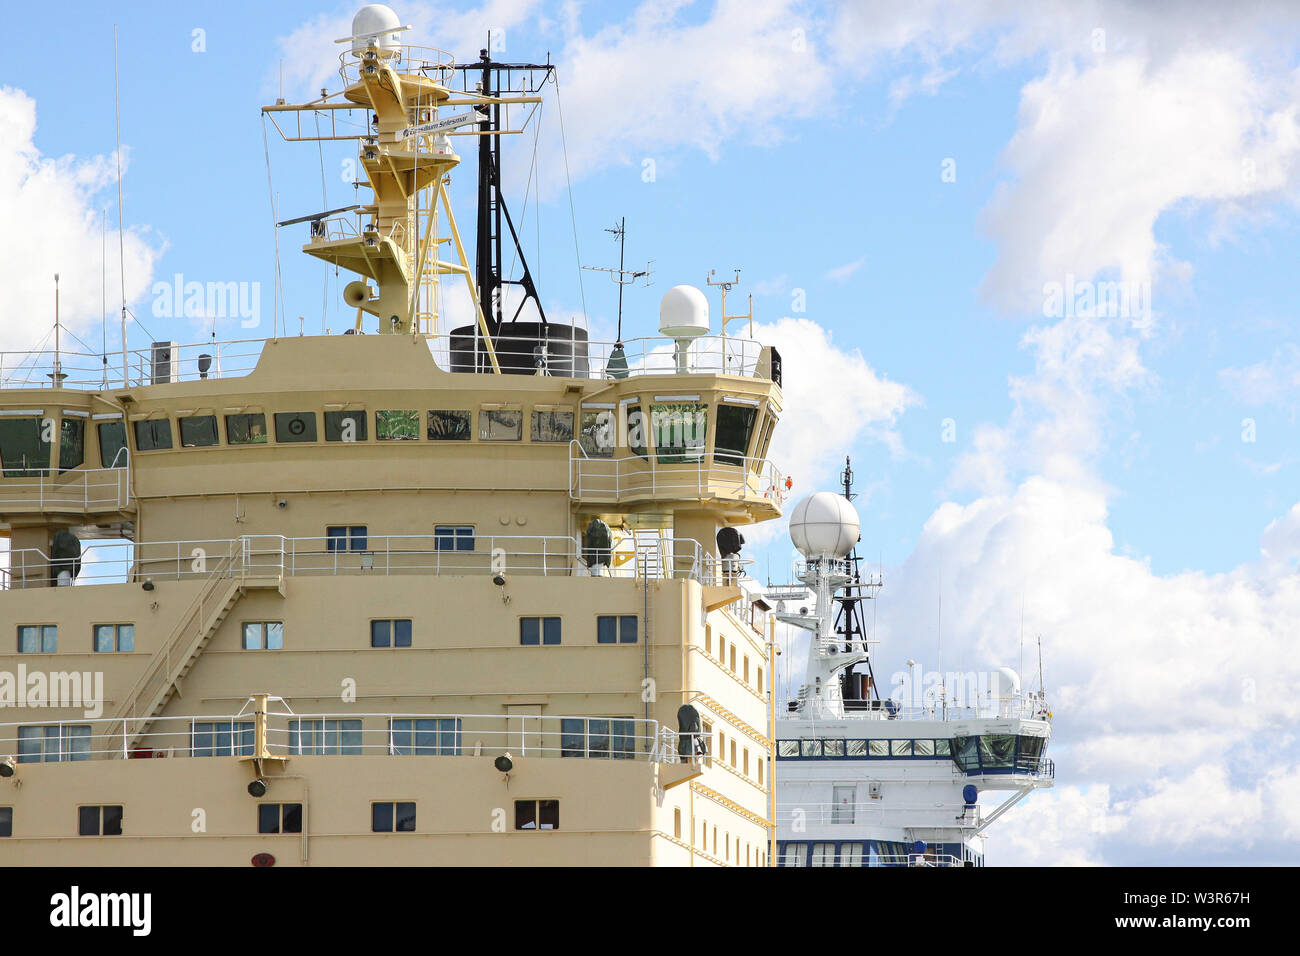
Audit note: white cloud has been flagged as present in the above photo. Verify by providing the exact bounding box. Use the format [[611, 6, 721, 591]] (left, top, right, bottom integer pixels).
[[1220, 343, 1300, 414], [0, 87, 161, 357], [823, 256, 865, 282]]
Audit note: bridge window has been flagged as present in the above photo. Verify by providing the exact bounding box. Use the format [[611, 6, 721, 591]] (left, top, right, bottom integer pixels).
[[179, 415, 219, 447], [800, 739, 821, 757], [779, 842, 808, 867], [480, 406, 522, 441], [78, 805, 123, 837], [823, 739, 845, 757], [531, 408, 574, 442], [846, 739, 867, 756], [258, 803, 303, 834], [578, 409, 614, 458], [427, 409, 471, 440], [515, 799, 559, 830], [0, 416, 50, 475], [376, 409, 418, 441], [274, 411, 317, 443], [715, 403, 757, 466], [914, 738, 935, 756], [626, 405, 649, 460], [59, 418, 85, 470], [192, 721, 254, 757], [18, 724, 89, 762], [290, 719, 362, 754], [372, 801, 416, 832], [226, 413, 268, 445], [325, 410, 367, 441], [596, 615, 637, 644], [650, 402, 707, 464], [93, 623, 134, 653], [811, 842, 837, 866], [18, 624, 57, 653], [980, 734, 1016, 770], [890, 739, 913, 756], [370, 619, 412, 648], [133, 418, 172, 451], [97, 420, 127, 467]]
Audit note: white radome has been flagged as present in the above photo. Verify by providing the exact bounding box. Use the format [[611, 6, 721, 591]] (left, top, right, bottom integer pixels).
[[992, 666, 1021, 698], [659, 285, 710, 338], [351, 4, 403, 55], [789, 491, 860, 558]]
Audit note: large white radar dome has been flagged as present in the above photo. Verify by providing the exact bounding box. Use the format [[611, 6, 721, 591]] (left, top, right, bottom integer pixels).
[[789, 492, 860, 558], [659, 285, 710, 338], [351, 4, 403, 55]]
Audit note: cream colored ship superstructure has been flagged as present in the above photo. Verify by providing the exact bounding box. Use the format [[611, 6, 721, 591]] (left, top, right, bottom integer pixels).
[[0, 5, 787, 866]]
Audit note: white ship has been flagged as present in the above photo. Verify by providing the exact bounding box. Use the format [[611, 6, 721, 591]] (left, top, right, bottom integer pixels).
[[772, 464, 1054, 866]]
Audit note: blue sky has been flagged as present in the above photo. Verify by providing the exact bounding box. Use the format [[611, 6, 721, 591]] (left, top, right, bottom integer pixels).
[[5, 1, 1300, 865]]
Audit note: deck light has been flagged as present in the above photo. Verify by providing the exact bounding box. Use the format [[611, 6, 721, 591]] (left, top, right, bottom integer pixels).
[[142, 579, 155, 592], [0, 756, 14, 778], [248, 779, 268, 798]]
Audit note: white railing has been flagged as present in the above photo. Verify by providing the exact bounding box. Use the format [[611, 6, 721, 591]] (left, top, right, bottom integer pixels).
[[779, 692, 1053, 722], [0, 338, 267, 390], [0, 533, 750, 590], [337, 43, 456, 88], [0, 710, 683, 764], [775, 802, 982, 829], [570, 443, 787, 505], [0, 465, 130, 511]]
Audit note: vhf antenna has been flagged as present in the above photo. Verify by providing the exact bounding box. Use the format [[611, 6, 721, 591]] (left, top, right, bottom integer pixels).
[[707, 268, 753, 338], [582, 217, 652, 343]]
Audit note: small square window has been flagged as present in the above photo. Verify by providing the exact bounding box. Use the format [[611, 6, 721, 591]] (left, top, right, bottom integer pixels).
[[514, 799, 560, 830], [326, 526, 368, 552], [520, 617, 560, 645], [372, 801, 415, 832], [0, 807, 10, 837], [433, 526, 474, 551], [242, 622, 283, 650], [325, 411, 367, 442], [597, 615, 637, 644], [225, 413, 268, 445], [94, 623, 134, 653], [274, 412, 317, 443], [79, 805, 123, 836], [18, 625, 57, 654], [370, 619, 411, 648], [259, 803, 303, 834]]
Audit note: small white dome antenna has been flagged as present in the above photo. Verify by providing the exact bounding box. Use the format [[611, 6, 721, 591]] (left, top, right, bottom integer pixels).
[[659, 285, 709, 373], [788, 491, 860, 560], [336, 4, 411, 56]]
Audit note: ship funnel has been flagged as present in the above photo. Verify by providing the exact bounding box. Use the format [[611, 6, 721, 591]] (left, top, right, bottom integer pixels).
[[350, 4, 404, 56]]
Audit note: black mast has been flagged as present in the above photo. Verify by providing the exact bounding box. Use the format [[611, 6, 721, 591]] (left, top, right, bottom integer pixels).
[[836, 456, 879, 702]]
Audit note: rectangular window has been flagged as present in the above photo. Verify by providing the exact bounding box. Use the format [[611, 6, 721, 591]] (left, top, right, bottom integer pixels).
[[0, 807, 10, 838], [289, 719, 362, 755], [846, 739, 867, 757], [479, 407, 522, 441], [777, 740, 799, 758], [890, 739, 914, 757], [433, 525, 474, 552], [390, 718, 461, 756], [811, 842, 836, 867], [578, 409, 614, 458], [326, 525, 368, 552], [868, 740, 890, 757], [714, 404, 757, 466], [258, 803, 303, 834], [626, 406, 648, 460], [369, 619, 412, 648], [93, 623, 134, 653], [192, 721, 254, 757], [372, 801, 416, 833], [324, 410, 367, 442], [427, 409, 471, 440], [934, 739, 951, 756], [179, 414, 220, 447], [242, 622, 283, 650], [17, 724, 90, 763], [97, 420, 128, 468], [17, 624, 57, 654], [650, 402, 707, 464], [530, 408, 574, 442], [520, 617, 561, 646], [823, 739, 845, 757], [0, 416, 50, 476], [514, 799, 559, 830], [560, 718, 635, 759], [225, 413, 268, 445], [596, 615, 638, 644], [59, 418, 85, 471], [376, 409, 419, 441], [133, 418, 172, 451], [78, 805, 123, 837], [914, 738, 935, 756], [839, 843, 865, 866], [780, 843, 809, 867], [274, 411, 318, 443]]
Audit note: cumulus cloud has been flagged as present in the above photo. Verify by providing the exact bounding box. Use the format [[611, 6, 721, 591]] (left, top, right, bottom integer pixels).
[[0, 87, 161, 357], [1220, 342, 1300, 415]]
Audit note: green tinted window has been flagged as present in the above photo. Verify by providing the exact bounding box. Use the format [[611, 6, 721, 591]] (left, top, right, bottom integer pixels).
[[715, 404, 757, 466], [226, 414, 268, 445], [274, 412, 317, 443], [376, 410, 419, 441], [133, 419, 173, 451], [58, 418, 85, 471], [427, 410, 471, 440], [179, 415, 219, 447], [97, 421, 127, 468], [0, 417, 50, 476], [650, 403, 706, 463], [325, 411, 367, 442]]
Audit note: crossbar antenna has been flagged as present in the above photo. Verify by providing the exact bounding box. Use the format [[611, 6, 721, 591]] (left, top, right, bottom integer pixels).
[[581, 217, 653, 341]]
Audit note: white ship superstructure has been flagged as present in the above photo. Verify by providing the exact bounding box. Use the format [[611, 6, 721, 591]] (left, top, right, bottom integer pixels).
[[773, 476, 1053, 867]]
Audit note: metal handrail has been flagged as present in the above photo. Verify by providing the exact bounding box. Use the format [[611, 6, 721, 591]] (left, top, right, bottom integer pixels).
[[569, 443, 787, 505]]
